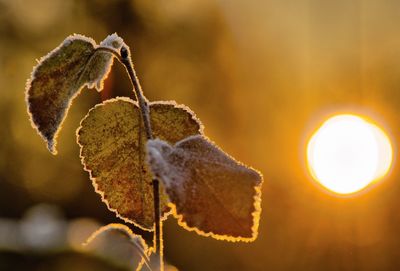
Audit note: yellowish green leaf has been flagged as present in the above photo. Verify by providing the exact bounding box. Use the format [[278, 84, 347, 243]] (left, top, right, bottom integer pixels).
[[26, 33, 124, 154], [77, 97, 203, 230], [146, 135, 262, 241]]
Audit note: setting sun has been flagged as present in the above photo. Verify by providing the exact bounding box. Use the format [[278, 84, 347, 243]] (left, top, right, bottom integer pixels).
[[307, 114, 393, 195]]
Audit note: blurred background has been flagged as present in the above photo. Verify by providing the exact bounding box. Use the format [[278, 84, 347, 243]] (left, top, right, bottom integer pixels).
[[1, 0, 400, 270]]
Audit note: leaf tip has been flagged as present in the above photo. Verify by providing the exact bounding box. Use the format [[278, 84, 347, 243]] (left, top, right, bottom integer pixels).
[[47, 140, 58, 155]]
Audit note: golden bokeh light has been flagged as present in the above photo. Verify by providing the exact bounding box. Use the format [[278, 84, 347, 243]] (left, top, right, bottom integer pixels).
[[307, 114, 393, 195]]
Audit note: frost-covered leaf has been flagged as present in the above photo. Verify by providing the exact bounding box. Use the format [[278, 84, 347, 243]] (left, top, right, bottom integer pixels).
[[146, 135, 262, 241], [77, 97, 203, 230], [26, 33, 124, 154], [84, 223, 150, 271]]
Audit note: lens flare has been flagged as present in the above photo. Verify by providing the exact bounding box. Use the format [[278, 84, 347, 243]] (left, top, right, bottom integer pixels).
[[307, 114, 393, 195]]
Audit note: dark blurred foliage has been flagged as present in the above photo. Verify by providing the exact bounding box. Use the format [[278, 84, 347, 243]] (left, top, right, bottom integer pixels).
[[0, 251, 126, 271], [2, 0, 400, 270]]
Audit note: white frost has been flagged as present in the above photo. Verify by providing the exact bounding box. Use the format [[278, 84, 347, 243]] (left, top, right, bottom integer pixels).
[[99, 32, 124, 50], [86, 33, 126, 91]]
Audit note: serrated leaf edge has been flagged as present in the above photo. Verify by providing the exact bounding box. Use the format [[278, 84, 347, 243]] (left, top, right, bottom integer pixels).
[[76, 97, 204, 231], [164, 135, 263, 242]]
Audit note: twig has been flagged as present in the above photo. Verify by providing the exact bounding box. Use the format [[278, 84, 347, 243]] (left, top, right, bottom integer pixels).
[[108, 45, 163, 271]]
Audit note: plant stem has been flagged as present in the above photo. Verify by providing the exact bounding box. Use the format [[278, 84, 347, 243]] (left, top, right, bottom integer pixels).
[[118, 46, 163, 271], [119, 50, 153, 139]]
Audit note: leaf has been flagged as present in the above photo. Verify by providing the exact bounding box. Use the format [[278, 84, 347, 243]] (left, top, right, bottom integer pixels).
[[26, 33, 124, 154], [83, 223, 150, 271], [77, 97, 203, 230], [146, 135, 263, 242]]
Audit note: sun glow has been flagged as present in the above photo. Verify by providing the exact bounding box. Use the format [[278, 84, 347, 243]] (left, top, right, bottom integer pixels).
[[307, 114, 393, 195]]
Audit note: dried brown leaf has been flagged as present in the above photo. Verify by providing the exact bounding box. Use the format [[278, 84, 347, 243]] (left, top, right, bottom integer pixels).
[[77, 97, 203, 230], [26, 33, 124, 154], [146, 135, 262, 241]]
